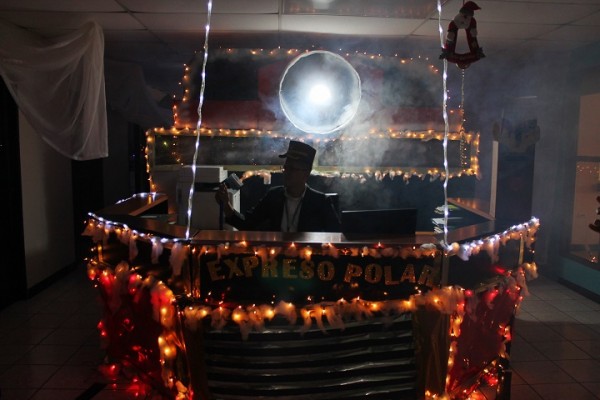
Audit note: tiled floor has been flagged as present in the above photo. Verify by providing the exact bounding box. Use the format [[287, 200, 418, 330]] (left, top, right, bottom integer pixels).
[[0, 266, 599, 399]]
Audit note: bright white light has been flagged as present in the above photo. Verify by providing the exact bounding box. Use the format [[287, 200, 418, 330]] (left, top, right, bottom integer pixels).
[[279, 50, 361, 134], [308, 84, 332, 105]]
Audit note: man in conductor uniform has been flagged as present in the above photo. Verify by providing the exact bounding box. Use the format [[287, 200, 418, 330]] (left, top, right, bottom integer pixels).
[[215, 140, 341, 232]]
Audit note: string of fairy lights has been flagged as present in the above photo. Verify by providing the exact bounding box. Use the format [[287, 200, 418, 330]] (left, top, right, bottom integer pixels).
[[144, 126, 481, 193], [184, 0, 212, 240], [459, 69, 469, 169], [438, 0, 451, 249]]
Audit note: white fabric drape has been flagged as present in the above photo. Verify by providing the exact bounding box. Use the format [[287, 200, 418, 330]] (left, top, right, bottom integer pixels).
[[0, 19, 108, 160]]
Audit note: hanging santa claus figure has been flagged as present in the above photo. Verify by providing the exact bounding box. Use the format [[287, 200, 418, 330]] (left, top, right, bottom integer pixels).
[[440, 1, 486, 68]]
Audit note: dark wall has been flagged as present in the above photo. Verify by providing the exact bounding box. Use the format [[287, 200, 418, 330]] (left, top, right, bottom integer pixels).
[[0, 77, 27, 308]]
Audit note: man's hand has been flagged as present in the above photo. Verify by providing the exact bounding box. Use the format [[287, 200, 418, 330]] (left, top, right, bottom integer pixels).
[[215, 183, 234, 217]]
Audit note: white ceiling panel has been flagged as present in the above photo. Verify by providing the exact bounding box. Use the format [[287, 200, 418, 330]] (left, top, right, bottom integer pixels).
[[119, 0, 207, 13], [475, 1, 600, 25], [103, 30, 161, 43], [212, 0, 280, 14], [541, 24, 600, 42], [135, 13, 208, 30], [135, 13, 280, 32], [1, 0, 599, 97], [118, 0, 278, 14], [0, 0, 123, 12], [210, 14, 280, 31], [0, 11, 144, 30], [479, 22, 560, 40], [413, 19, 455, 37], [281, 15, 424, 36]]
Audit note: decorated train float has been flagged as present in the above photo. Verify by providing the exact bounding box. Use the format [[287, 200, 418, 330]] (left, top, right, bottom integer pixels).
[[81, 8, 541, 398]]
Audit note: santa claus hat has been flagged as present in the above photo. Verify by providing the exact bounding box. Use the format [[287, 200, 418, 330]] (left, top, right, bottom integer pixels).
[[461, 1, 481, 12]]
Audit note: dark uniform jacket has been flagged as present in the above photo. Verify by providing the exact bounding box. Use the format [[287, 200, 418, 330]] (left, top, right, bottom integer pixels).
[[225, 185, 341, 232]]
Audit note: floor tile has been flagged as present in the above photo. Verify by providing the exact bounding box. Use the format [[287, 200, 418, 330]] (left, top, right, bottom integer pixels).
[[510, 339, 547, 361], [511, 360, 575, 384], [0, 388, 38, 400], [16, 312, 69, 329], [520, 300, 560, 313], [66, 345, 107, 366], [0, 310, 33, 328], [40, 327, 97, 347], [60, 311, 101, 329], [554, 359, 600, 382], [529, 310, 579, 323], [550, 299, 596, 313], [534, 290, 578, 301], [42, 364, 109, 390], [513, 321, 566, 342], [572, 340, 600, 359], [511, 384, 544, 399], [0, 344, 35, 365], [515, 310, 537, 321], [29, 388, 85, 399], [530, 383, 598, 399], [18, 344, 80, 365], [580, 382, 600, 398], [548, 322, 600, 341], [532, 341, 591, 360], [38, 300, 87, 316], [0, 364, 60, 389], [92, 388, 151, 399], [570, 312, 600, 325], [510, 370, 526, 385], [0, 327, 55, 346]]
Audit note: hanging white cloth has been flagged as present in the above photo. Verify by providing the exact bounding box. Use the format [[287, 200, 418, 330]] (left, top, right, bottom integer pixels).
[[0, 19, 108, 160]]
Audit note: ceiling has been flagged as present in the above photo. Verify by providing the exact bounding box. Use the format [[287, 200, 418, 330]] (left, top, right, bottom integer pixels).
[[1, 0, 600, 100]]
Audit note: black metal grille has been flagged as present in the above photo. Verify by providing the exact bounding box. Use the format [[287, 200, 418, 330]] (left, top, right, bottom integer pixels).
[[201, 313, 416, 400]]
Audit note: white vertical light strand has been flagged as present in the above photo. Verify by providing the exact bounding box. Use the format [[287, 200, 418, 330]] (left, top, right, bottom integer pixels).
[[185, 0, 213, 239], [437, 0, 450, 248], [459, 69, 468, 169]]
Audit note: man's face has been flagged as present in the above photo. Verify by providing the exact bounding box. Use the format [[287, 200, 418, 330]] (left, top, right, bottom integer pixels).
[[282, 159, 310, 192]]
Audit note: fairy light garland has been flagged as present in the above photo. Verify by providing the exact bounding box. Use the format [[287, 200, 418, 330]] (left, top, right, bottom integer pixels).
[[184, 0, 212, 239], [83, 211, 539, 322], [438, 0, 451, 249], [459, 69, 469, 169], [150, 126, 471, 140], [145, 126, 480, 191]]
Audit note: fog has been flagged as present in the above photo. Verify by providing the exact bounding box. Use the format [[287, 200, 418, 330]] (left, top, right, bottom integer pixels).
[[177, 40, 598, 272]]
